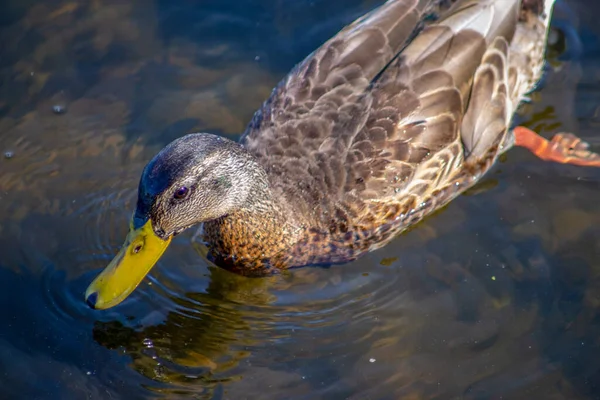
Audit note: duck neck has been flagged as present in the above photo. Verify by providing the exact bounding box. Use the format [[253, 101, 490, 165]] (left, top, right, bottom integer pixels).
[[202, 183, 302, 273]]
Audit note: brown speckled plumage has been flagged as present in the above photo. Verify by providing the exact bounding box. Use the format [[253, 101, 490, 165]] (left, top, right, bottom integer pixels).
[[140, 0, 558, 274]]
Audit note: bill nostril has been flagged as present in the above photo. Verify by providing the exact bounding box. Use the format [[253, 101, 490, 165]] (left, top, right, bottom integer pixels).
[[86, 292, 98, 309]]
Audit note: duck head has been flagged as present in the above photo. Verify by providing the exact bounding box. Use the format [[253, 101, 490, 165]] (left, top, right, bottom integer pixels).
[[85, 133, 265, 309]]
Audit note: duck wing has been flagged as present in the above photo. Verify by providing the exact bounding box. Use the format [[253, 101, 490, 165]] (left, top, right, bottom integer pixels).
[[242, 0, 437, 181], [241, 0, 547, 231]]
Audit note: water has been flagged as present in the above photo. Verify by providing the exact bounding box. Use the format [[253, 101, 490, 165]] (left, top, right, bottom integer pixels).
[[1, 0, 599, 398]]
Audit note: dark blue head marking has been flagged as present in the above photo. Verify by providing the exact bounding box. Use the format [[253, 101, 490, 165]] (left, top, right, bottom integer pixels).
[[133, 149, 187, 229]]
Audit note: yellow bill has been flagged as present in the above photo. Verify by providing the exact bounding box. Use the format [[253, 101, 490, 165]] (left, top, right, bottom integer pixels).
[[85, 219, 171, 309]]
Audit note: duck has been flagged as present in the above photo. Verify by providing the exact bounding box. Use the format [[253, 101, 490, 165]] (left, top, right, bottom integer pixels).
[[85, 0, 600, 309]]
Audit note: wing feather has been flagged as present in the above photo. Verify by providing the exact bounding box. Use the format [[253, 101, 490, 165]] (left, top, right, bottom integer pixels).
[[240, 0, 524, 230]]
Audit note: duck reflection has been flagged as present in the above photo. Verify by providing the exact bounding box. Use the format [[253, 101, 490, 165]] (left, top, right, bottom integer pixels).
[[92, 262, 280, 395]]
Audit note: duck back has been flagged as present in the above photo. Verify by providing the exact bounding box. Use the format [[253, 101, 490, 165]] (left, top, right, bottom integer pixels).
[[236, 0, 556, 268]]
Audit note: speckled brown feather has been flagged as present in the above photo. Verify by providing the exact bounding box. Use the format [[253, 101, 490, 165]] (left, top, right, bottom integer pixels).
[[201, 0, 557, 274]]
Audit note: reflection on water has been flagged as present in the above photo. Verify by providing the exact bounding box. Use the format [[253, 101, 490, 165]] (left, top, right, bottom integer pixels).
[[0, 0, 600, 398]]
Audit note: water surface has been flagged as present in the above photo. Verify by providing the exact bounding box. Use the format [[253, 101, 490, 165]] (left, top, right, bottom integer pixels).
[[1, 0, 600, 399]]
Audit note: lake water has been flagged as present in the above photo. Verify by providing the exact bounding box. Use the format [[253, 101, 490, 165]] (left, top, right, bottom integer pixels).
[[1, 0, 600, 398]]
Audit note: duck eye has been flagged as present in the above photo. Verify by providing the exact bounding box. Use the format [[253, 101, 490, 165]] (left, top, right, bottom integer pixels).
[[173, 186, 189, 199]]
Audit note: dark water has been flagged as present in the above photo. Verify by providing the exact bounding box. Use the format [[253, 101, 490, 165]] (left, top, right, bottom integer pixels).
[[1, 0, 599, 398]]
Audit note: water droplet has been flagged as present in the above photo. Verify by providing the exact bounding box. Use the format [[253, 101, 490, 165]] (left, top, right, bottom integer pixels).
[[142, 338, 154, 348], [52, 105, 66, 115], [369, 358, 376, 363], [154, 364, 165, 379], [4, 151, 14, 159]]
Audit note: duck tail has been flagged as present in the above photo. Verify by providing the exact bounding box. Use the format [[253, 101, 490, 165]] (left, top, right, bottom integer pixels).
[[520, 0, 552, 18], [510, 0, 557, 98], [457, 0, 557, 163]]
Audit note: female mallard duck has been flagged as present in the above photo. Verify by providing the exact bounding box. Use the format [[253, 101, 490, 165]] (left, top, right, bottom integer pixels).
[[86, 0, 600, 309]]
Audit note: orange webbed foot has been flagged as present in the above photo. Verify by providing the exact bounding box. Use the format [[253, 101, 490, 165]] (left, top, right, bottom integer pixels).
[[513, 126, 600, 167]]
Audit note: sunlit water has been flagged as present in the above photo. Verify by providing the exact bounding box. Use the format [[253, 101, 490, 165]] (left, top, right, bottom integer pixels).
[[1, 0, 600, 399]]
